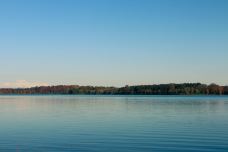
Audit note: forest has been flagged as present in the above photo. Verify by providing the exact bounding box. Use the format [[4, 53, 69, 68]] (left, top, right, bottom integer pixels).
[[0, 83, 228, 95]]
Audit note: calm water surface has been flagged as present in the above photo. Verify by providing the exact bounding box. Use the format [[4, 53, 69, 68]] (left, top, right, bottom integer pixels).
[[0, 95, 228, 152]]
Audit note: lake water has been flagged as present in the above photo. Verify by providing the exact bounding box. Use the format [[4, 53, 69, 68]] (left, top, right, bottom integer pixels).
[[0, 95, 228, 152]]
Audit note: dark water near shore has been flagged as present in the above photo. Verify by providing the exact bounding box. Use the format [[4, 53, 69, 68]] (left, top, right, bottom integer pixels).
[[0, 95, 228, 152]]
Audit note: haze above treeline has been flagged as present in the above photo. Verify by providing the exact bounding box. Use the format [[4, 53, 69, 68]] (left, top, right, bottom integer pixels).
[[0, 83, 228, 95]]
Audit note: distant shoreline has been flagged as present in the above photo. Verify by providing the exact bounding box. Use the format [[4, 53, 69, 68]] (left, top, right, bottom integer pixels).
[[0, 94, 228, 97], [0, 83, 227, 95]]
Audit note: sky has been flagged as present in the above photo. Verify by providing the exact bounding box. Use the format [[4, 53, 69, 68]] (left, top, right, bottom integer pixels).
[[0, 0, 228, 88]]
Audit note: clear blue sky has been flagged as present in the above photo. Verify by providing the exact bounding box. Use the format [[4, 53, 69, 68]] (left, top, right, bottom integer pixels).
[[0, 0, 228, 87]]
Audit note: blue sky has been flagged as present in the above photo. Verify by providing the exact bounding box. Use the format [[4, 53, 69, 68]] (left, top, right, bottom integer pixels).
[[0, 0, 228, 87]]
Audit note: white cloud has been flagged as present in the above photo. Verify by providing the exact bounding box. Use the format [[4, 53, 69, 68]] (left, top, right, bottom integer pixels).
[[0, 80, 49, 88]]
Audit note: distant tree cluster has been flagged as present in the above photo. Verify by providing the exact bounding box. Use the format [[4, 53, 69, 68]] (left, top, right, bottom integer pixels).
[[0, 83, 227, 95]]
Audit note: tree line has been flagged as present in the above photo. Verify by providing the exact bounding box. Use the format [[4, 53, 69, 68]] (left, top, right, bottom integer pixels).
[[0, 83, 228, 95]]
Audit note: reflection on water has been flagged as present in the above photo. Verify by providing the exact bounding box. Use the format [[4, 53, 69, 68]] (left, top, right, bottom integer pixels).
[[0, 95, 228, 151]]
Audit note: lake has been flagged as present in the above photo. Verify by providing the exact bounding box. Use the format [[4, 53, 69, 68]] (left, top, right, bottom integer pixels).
[[0, 95, 228, 152]]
